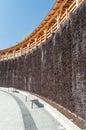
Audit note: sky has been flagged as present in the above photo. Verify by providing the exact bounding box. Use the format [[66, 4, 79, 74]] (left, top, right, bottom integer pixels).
[[0, 0, 55, 50]]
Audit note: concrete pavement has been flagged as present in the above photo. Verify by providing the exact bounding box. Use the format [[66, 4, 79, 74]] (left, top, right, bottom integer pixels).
[[0, 90, 24, 130], [0, 87, 82, 130]]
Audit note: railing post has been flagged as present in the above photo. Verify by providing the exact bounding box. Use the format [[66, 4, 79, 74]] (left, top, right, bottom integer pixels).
[[7, 53, 9, 59], [10, 53, 12, 59], [44, 30, 47, 41], [1, 54, 4, 60], [35, 38, 37, 46], [40, 37, 42, 44], [6, 52, 8, 60], [15, 51, 17, 57], [51, 26, 53, 33], [56, 16, 60, 28], [26, 44, 28, 52], [27, 43, 30, 51], [20, 47, 22, 55], [66, 9, 68, 18], [0, 54, 1, 61], [75, 0, 79, 7], [13, 50, 15, 58]]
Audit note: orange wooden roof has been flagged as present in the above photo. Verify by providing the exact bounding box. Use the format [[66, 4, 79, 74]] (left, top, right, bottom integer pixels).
[[0, 0, 82, 55]]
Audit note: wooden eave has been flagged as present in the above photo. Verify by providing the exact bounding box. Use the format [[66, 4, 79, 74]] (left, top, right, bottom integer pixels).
[[0, 0, 76, 54]]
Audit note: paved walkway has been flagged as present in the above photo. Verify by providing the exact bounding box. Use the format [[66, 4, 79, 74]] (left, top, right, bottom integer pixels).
[[0, 90, 24, 130], [0, 88, 66, 130], [0, 87, 81, 130]]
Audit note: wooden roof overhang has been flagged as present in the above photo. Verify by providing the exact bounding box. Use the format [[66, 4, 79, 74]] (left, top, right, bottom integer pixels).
[[0, 0, 76, 55]]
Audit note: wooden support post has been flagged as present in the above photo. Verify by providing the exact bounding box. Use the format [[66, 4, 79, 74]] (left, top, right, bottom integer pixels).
[[27, 43, 29, 51], [66, 9, 68, 18], [20, 48, 21, 55], [6, 52, 8, 60], [35, 38, 37, 46], [40, 37, 42, 44], [0, 54, 1, 60], [15, 51, 17, 57], [56, 16, 60, 28], [75, 0, 79, 7], [44, 30, 47, 40], [51, 26, 53, 33], [13, 50, 15, 58], [27, 44, 30, 51], [1, 55, 4, 60], [20, 47, 22, 55]]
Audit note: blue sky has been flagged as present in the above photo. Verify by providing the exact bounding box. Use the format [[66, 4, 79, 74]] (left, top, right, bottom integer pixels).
[[0, 0, 55, 50]]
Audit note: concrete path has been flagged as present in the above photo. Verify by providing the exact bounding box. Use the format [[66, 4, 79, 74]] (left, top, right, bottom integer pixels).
[[0, 87, 82, 130], [0, 90, 24, 130], [0, 88, 66, 130]]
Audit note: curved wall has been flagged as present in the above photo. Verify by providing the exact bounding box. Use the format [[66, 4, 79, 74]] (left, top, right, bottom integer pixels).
[[0, 0, 86, 120]]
